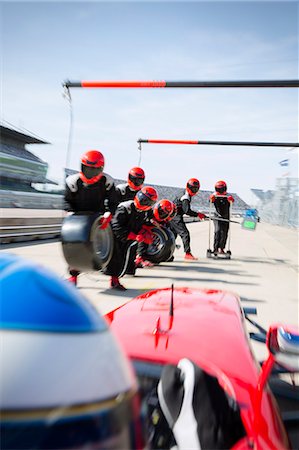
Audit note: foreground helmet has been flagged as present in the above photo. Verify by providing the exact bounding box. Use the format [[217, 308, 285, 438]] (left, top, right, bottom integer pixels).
[[0, 254, 140, 450], [215, 180, 227, 194], [128, 167, 145, 191], [153, 199, 174, 222], [80, 150, 105, 184], [186, 178, 200, 196], [134, 186, 158, 211]]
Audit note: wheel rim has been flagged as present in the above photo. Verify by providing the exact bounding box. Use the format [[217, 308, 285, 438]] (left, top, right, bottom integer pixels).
[[147, 230, 164, 256]]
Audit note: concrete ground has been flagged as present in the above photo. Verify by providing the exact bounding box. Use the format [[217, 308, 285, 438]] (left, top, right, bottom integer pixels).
[[1, 220, 298, 360]]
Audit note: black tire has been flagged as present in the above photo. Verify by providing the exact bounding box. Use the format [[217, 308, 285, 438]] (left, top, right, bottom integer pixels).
[[144, 226, 176, 264], [61, 212, 114, 272]]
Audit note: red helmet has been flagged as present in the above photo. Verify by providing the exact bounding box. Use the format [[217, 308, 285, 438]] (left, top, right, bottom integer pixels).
[[128, 167, 145, 191], [134, 186, 158, 211], [153, 199, 174, 222], [80, 150, 105, 184], [186, 178, 200, 196], [215, 180, 227, 194]]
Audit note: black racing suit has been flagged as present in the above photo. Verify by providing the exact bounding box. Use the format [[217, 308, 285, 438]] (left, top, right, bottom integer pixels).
[[103, 200, 148, 277], [212, 194, 231, 252], [169, 191, 198, 253], [64, 172, 118, 275], [64, 172, 118, 213], [116, 183, 138, 203]]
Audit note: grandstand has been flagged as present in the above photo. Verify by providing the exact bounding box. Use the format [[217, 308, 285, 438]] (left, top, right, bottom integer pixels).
[[0, 124, 56, 192], [252, 178, 299, 228]]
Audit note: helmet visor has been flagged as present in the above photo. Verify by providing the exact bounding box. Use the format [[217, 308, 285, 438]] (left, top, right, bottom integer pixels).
[[157, 206, 169, 220], [187, 183, 199, 194], [129, 174, 144, 187], [138, 192, 155, 207], [216, 185, 226, 194], [82, 164, 103, 180]]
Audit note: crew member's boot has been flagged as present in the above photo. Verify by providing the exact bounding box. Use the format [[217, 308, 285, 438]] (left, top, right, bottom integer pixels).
[[135, 255, 154, 268], [67, 269, 80, 286], [110, 276, 127, 291], [184, 252, 198, 261]]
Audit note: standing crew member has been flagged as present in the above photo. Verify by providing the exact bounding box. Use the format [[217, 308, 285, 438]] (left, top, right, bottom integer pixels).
[[210, 180, 234, 256], [64, 150, 118, 285], [170, 178, 206, 260], [104, 186, 158, 290], [116, 167, 145, 202]]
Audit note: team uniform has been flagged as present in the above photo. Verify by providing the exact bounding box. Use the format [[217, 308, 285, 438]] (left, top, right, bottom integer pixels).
[[64, 150, 118, 285], [104, 200, 149, 279], [210, 180, 234, 255], [65, 172, 118, 213], [116, 182, 138, 203], [169, 179, 205, 260], [104, 186, 158, 290]]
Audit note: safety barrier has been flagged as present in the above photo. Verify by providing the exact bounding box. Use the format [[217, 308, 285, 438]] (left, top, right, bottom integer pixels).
[[0, 215, 62, 243]]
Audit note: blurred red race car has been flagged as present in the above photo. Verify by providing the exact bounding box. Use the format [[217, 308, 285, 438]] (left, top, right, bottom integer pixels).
[[105, 286, 299, 450]]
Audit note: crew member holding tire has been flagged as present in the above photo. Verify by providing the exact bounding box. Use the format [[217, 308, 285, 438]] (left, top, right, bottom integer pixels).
[[103, 186, 158, 290], [64, 150, 118, 285], [136, 199, 175, 268], [116, 167, 145, 202], [170, 178, 206, 260], [210, 180, 234, 256]]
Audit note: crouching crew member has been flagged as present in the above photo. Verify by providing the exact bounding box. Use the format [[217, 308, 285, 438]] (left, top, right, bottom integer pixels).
[[210, 180, 234, 256], [103, 186, 158, 290], [170, 178, 206, 260], [135, 199, 175, 268], [64, 150, 118, 285], [116, 167, 145, 202]]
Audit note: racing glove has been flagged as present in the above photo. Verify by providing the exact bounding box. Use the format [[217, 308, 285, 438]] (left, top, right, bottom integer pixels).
[[127, 232, 148, 243], [227, 195, 235, 203], [127, 232, 138, 241], [197, 212, 206, 220], [210, 194, 216, 203], [99, 212, 112, 230], [139, 229, 153, 244]]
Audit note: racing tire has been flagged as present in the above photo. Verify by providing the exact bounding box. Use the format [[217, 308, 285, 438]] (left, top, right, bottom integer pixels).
[[144, 226, 176, 264], [61, 212, 114, 272]]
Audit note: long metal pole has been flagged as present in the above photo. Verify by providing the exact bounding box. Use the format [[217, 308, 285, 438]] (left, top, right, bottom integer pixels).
[[137, 139, 299, 148], [63, 79, 299, 89]]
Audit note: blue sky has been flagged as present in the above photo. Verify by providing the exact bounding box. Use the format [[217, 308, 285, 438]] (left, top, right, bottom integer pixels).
[[1, 1, 298, 203]]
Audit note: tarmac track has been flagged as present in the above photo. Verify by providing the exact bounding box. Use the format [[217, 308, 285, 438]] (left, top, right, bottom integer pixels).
[[1, 220, 298, 361]]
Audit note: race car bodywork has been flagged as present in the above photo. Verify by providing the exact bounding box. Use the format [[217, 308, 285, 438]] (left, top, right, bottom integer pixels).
[[105, 286, 298, 449]]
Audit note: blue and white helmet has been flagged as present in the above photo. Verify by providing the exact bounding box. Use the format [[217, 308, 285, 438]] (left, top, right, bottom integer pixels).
[[0, 254, 140, 449], [276, 325, 299, 371]]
